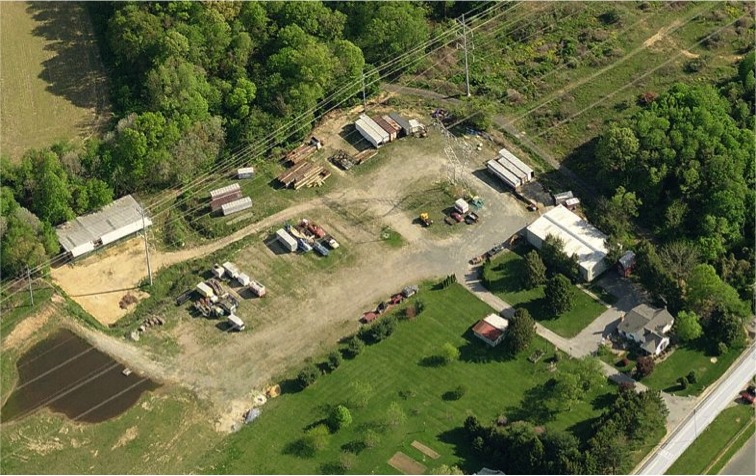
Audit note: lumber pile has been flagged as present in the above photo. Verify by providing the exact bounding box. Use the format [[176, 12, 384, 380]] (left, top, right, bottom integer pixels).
[[354, 149, 377, 164], [277, 161, 331, 189], [285, 144, 316, 165]]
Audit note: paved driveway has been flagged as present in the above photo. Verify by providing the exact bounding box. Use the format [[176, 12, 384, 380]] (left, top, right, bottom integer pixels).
[[720, 434, 756, 475]]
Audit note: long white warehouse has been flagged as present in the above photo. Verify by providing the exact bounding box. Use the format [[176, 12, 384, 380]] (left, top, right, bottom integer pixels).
[[56, 195, 152, 259], [525, 205, 609, 281]]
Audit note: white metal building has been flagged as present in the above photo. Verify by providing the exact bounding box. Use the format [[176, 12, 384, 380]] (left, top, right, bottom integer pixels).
[[355, 114, 389, 148], [525, 205, 609, 281], [56, 195, 152, 259], [221, 196, 252, 216]]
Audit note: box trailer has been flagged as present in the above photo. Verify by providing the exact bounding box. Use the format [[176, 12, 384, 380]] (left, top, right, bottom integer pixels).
[[221, 196, 252, 216], [223, 261, 241, 279], [553, 191, 574, 205], [455, 198, 470, 215], [249, 280, 266, 297], [237, 273, 251, 286], [196, 282, 215, 299], [487, 159, 522, 189], [372, 115, 398, 141], [275, 228, 298, 252], [497, 148, 534, 182], [355, 118, 386, 148], [227, 314, 246, 331], [237, 167, 255, 179]]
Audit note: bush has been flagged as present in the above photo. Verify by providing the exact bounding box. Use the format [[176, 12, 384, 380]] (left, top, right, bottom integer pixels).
[[328, 405, 353, 431], [297, 363, 320, 389], [439, 342, 460, 365], [345, 336, 364, 358], [363, 429, 381, 448], [447, 384, 467, 400], [545, 274, 575, 315], [358, 315, 397, 344], [686, 370, 697, 384], [677, 376, 688, 390], [636, 356, 655, 379], [327, 351, 342, 371], [717, 341, 729, 356]]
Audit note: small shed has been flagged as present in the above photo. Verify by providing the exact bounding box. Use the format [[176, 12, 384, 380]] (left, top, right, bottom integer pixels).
[[552, 191, 574, 206], [237, 167, 255, 179], [455, 199, 470, 214], [563, 197, 581, 210], [249, 280, 266, 297], [196, 282, 215, 299], [237, 273, 251, 286], [617, 250, 636, 277], [275, 228, 298, 252], [221, 197, 252, 216], [211, 264, 225, 279], [472, 314, 509, 347]]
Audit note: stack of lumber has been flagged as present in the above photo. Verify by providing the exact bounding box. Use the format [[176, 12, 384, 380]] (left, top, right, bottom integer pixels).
[[285, 144, 316, 165], [277, 162, 331, 189], [354, 149, 377, 164]]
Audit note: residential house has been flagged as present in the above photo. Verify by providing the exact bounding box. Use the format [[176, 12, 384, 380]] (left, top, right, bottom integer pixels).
[[618, 304, 675, 356]]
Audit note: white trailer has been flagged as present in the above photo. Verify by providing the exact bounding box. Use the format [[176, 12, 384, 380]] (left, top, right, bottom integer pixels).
[[355, 118, 386, 148], [211, 264, 225, 279], [275, 228, 298, 252], [454, 199, 470, 215], [249, 280, 267, 297], [223, 261, 241, 279], [487, 159, 522, 189], [221, 197, 252, 216], [227, 314, 246, 331], [497, 148, 534, 182], [196, 282, 215, 299], [237, 273, 251, 286]]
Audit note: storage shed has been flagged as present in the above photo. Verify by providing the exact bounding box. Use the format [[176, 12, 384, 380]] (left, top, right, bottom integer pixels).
[[472, 314, 510, 347], [552, 191, 574, 206], [275, 228, 298, 252], [221, 196, 252, 216], [525, 205, 609, 282], [209, 183, 241, 201], [237, 167, 255, 179], [56, 195, 152, 259], [486, 159, 522, 189]]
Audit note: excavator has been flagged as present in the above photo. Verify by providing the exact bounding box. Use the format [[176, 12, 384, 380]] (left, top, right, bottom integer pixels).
[[419, 212, 433, 227]]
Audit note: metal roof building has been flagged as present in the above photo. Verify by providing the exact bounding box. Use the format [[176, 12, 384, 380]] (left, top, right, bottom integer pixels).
[[56, 194, 151, 258], [525, 205, 609, 281]]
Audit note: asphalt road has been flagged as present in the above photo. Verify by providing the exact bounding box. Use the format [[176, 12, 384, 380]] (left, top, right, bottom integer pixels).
[[720, 434, 756, 475], [637, 344, 756, 475]]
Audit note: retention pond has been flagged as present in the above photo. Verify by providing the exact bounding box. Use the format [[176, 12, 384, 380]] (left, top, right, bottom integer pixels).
[[1, 328, 158, 423]]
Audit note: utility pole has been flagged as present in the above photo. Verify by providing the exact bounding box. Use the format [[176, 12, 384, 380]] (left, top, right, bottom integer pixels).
[[361, 71, 367, 110], [26, 265, 33, 306], [461, 13, 471, 97], [141, 208, 153, 286]]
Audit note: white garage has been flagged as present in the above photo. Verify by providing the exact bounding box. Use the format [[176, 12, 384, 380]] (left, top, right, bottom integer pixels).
[[526, 205, 609, 282]]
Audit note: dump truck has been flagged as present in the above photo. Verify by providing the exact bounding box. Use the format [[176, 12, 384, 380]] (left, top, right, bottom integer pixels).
[[419, 212, 433, 227]]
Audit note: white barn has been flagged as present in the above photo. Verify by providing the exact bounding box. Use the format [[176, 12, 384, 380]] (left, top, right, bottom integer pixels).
[[526, 205, 609, 282], [56, 195, 151, 259]]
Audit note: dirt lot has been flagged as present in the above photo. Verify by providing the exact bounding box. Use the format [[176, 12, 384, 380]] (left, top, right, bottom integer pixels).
[[52, 114, 533, 430], [0, 2, 108, 160]]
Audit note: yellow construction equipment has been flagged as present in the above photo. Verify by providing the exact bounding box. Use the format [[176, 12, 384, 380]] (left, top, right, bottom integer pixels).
[[419, 212, 433, 227]]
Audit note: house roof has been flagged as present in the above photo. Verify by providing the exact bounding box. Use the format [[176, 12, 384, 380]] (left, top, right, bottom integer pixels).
[[473, 320, 504, 342], [620, 304, 674, 335], [641, 331, 667, 354], [56, 194, 149, 252]]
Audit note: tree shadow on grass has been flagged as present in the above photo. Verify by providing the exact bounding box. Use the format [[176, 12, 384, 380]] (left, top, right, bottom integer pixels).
[[482, 258, 527, 295], [418, 355, 446, 367], [438, 427, 487, 475], [504, 380, 559, 425], [279, 378, 304, 395], [26, 2, 109, 117], [281, 438, 316, 459], [341, 440, 367, 455], [319, 462, 345, 475], [567, 415, 602, 443], [591, 391, 617, 411]]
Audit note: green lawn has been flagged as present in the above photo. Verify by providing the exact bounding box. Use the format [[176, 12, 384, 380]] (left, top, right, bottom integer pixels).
[[643, 341, 746, 396], [202, 283, 615, 474], [666, 404, 755, 475], [481, 251, 606, 338]]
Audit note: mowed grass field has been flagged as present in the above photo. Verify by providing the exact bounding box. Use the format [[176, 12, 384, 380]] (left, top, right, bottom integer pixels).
[[0, 2, 107, 160], [482, 249, 606, 338], [203, 283, 616, 474], [666, 404, 755, 475]]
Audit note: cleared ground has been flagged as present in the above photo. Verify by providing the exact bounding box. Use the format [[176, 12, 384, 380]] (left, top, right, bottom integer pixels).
[[0, 2, 108, 160], [51, 117, 534, 431]]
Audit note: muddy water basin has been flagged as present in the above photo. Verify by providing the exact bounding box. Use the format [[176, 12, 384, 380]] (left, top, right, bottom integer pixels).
[[1, 328, 158, 423]]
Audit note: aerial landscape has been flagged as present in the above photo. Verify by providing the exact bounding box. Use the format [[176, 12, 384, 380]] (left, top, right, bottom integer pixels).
[[1, 1, 755, 475]]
